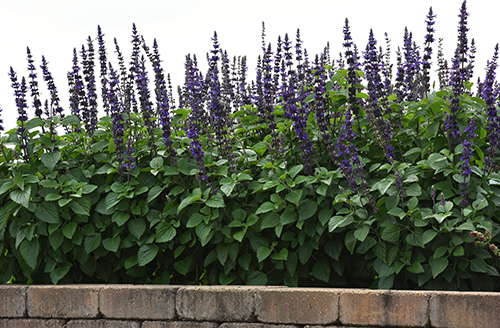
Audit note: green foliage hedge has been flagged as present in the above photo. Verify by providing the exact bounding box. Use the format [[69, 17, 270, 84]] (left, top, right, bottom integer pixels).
[[1, 69, 500, 290]]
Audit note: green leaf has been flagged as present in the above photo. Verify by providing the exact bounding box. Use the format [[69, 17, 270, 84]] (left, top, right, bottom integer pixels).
[[371, 175, 396, 195], [177, 189, 202, 213], [408, 261, 425, 274], [150, 156, 164, 169], [260, 212, 280, 230], [378, 275, 394, 289], [430, 257, 448, 278], [91, 140, 109, 152], [35, 201, 59, 224], [105, 192, 120, 211], [14, 173, 24, 191], [173, 256, 192, 275], [271, 248, 288, 260], [298, 200, 317, 221], [206, 192, 225, 208], [45, 193, 62, 201], [256, 202, 275, 215], [285, 190, 303, 206], [62, 222, 77, 239], [289, 165, 303, 179], [387, 207, 405, 219], [406, 183, 422, 197], [247, 271, 267, 285], [112, 211, 130, 226], [312, 261, 331, 282], [138, 244, 159, 266], [10, 185, 31, 208], [102, 236, 121, 252], [354, 225, 369, 242], [328, 215, 353, 232], [128, 218, 146, 239], [344, 231, 357, 254], [220, 180, 236, 197], [58, 198, 71, 207], [147, 186, 163, 203], [298, 242, 313, 264], [84, 234, 102, 253], [186, 213, 205, 228], [0, 181, 15, 195], [71, 198, 90, 216], [470, 258, 487, 273], [256, 246, 272, 262], [41, 151, 61, 172], [50, 264, 72, 285], [20, 238, 39, 270], [49, 230, 64, 250], [422, 230, 438, 245], [155, 221, 177, 243], [381, 224, 400, 243], [26, 117, 44, 129]]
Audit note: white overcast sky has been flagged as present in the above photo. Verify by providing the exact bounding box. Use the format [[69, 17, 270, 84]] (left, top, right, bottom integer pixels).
[[1, 0, 498, 131]]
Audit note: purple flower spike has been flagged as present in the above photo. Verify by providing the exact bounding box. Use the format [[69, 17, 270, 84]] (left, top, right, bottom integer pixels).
[[40, 56, 64, 118], [26, 47, 42, 118]]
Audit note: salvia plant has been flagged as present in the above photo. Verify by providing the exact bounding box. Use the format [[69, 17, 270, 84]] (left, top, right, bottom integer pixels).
[[1, 1, 500, 290]]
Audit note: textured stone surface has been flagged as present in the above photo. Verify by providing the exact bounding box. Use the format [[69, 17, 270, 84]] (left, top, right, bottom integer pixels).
[[256, 288, 339, 325], [27, 285, 101, 319], [429, 291, 500, 328], [142, 321, 220, 328], [0, 319, 66, 328], [339, 289, 430, 327], [65, 319, 141, 328], [100, 285, 179, 320], [219, 324, 300, 328], [176, 286, 261, 322], [0, 285, 27, 317]]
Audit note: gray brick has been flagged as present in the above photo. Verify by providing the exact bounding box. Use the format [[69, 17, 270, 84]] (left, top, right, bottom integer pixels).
[[0, 285, 27, 317], [100, 285, 178, 320], [430, 291, 500, 328], [27, 285, 101, 319], [219, 324, 300, 328], [256, 288, 339, 325], [0, 319, 66, 328], [142, 321, 219, 328], [65, 319, 141, 328], [176, 286, 262, 322], [339, 289, 430, 327]]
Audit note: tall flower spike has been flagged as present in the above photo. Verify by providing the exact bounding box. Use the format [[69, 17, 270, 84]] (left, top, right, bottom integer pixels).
[[422, 7, 436, 96], [81, 38, 98, 135], [460, 117, 476, 210], [483, 44, 500, 174], [26, 47, 42, 118], [68, 48, 84, 131], [40, 56, 64, 118], [9, 68, 29, 159], [343, 18, 362, 115], [97, 25, 110, 116]]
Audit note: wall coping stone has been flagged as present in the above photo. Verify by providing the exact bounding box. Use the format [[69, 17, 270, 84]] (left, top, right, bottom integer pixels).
[[1, 285, 499, 328]]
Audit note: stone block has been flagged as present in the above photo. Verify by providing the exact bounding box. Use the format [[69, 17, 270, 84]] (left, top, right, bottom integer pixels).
[[27, 285, 101, 319], [65, 319, 141, 328], [100, 285, 178, 320], [176, 286, 261, 322], [142, 321, 219, 328], [0, 285, 27, 317], [339, 289, 430, 327], [0, 319, 66, 328], [220, 324, 300, 328], [255, 288, 339, 325], [429, 291, 500, 328]]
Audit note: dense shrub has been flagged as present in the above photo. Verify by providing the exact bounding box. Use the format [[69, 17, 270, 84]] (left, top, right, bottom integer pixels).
[[1, 0, 500, 290]]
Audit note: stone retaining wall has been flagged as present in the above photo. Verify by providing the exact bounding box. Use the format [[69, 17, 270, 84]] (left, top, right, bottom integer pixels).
[[0, 285, 499, 328]]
